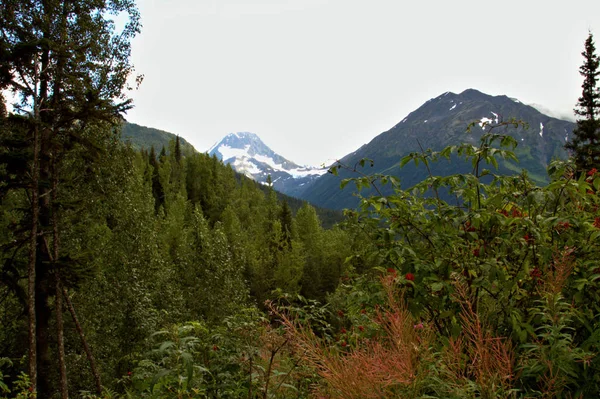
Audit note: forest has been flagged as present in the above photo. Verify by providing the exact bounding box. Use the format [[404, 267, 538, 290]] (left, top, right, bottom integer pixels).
[[1, 1, 600, 398]]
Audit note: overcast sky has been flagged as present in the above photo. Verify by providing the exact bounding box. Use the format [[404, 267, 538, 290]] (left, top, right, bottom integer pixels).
[[124, 0, 600, 166]]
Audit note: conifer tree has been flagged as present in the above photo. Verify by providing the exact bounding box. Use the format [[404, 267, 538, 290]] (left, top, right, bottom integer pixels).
[[0, 0, 140, 395], [280, 200, 293, 248], [174, 135, 182, 164], [566, 32, 600, 171], [149, 146, 165, 212]]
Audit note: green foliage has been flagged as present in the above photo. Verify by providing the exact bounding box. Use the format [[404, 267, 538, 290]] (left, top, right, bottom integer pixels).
[[127, 308, 311, 398], [566, 32, 600, 171], [289, 124, 600, 397], [120, 123, 194, 155], [1, 121, 348, 396]]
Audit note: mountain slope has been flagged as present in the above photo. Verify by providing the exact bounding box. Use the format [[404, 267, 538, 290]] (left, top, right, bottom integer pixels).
[[301, 89, 575, 210], [119, 124, 343, 226], [208, 132, 327, 197], [121, 122, 195, 153]]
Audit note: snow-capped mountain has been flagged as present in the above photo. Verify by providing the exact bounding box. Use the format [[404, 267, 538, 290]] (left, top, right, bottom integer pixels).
[[208, 132, 328, 197]]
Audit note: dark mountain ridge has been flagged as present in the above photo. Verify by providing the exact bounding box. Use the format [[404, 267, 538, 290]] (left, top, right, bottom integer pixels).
[[300, 89, 575, 209]]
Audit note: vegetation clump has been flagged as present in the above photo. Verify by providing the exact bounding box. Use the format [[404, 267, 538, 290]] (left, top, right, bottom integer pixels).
[[1, 1, 600, 397]]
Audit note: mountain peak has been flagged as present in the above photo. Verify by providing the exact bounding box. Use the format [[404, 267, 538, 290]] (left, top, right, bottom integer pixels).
[[458, 88, 485, 97], [208, 132, 327, 197], [228, 131, 260, 139]]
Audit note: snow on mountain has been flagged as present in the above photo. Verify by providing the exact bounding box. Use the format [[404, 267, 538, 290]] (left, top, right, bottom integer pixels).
[[208, 132, 327, 197]]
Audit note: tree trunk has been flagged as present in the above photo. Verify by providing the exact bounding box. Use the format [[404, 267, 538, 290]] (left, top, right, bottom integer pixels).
[[53, 148, 68, 398], [27, 87, 40, 394], [55, 274, 68, 398], [63, 289, 103, 395], [36, 30, 52, 397]]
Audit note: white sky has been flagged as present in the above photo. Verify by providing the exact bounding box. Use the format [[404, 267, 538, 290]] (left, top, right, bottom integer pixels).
[[124, 0, 600, 166]]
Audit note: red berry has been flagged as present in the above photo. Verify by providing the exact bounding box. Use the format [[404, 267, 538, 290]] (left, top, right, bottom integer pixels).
[[588, 168, 597, 176]]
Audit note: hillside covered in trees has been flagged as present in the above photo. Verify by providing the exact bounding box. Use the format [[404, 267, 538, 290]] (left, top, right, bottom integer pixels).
[[1, 1, 600, 398]]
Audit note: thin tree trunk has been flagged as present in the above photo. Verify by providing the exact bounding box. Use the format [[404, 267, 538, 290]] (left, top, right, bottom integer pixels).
[[26, 51, 45, 392], [28, 103, 40, 393], [52, 148, 68, 398], [53, 3, 68, 396], [55, 274, 68, 398], [248, 355, 253, 399], [62, 289, 102, 395], [36, 33, 52, 398]]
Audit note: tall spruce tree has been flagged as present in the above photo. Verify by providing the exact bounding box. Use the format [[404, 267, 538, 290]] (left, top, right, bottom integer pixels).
[[0, 1, 140, 396], [566, 32, 600, 171]]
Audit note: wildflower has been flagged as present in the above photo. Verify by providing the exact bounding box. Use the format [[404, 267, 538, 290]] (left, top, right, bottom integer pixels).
[[337, 310, 345, 318], [341, 328, 347, 334], [387, 267, 397, 275], [588, 168, 598, 177], [556, 221, 570, 232], [405, 273, 415, 281], [341, 341, 347, 347], [127, 371, 132, 376], [414, 323, 424, 330]]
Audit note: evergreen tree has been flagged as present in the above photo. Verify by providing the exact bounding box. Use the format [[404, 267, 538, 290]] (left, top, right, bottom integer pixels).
[[0, 0, 140, 395], [279, 200, 293, 248], [566, 32, 600, 171], [174, 135, 182, 164], [148, 146, 165, 212]]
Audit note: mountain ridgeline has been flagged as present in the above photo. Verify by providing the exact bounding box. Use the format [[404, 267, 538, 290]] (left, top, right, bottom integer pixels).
[[123, 89, 576, 212], [121, 122, 195, 154], [301, 89, 575, 209]]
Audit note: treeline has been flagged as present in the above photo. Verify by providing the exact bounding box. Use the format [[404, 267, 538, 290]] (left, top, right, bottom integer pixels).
[[0, 117, 356, 396]]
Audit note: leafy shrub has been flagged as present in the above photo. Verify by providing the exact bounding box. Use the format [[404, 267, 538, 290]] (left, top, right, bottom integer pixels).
[[282, 124, 600, 398]]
